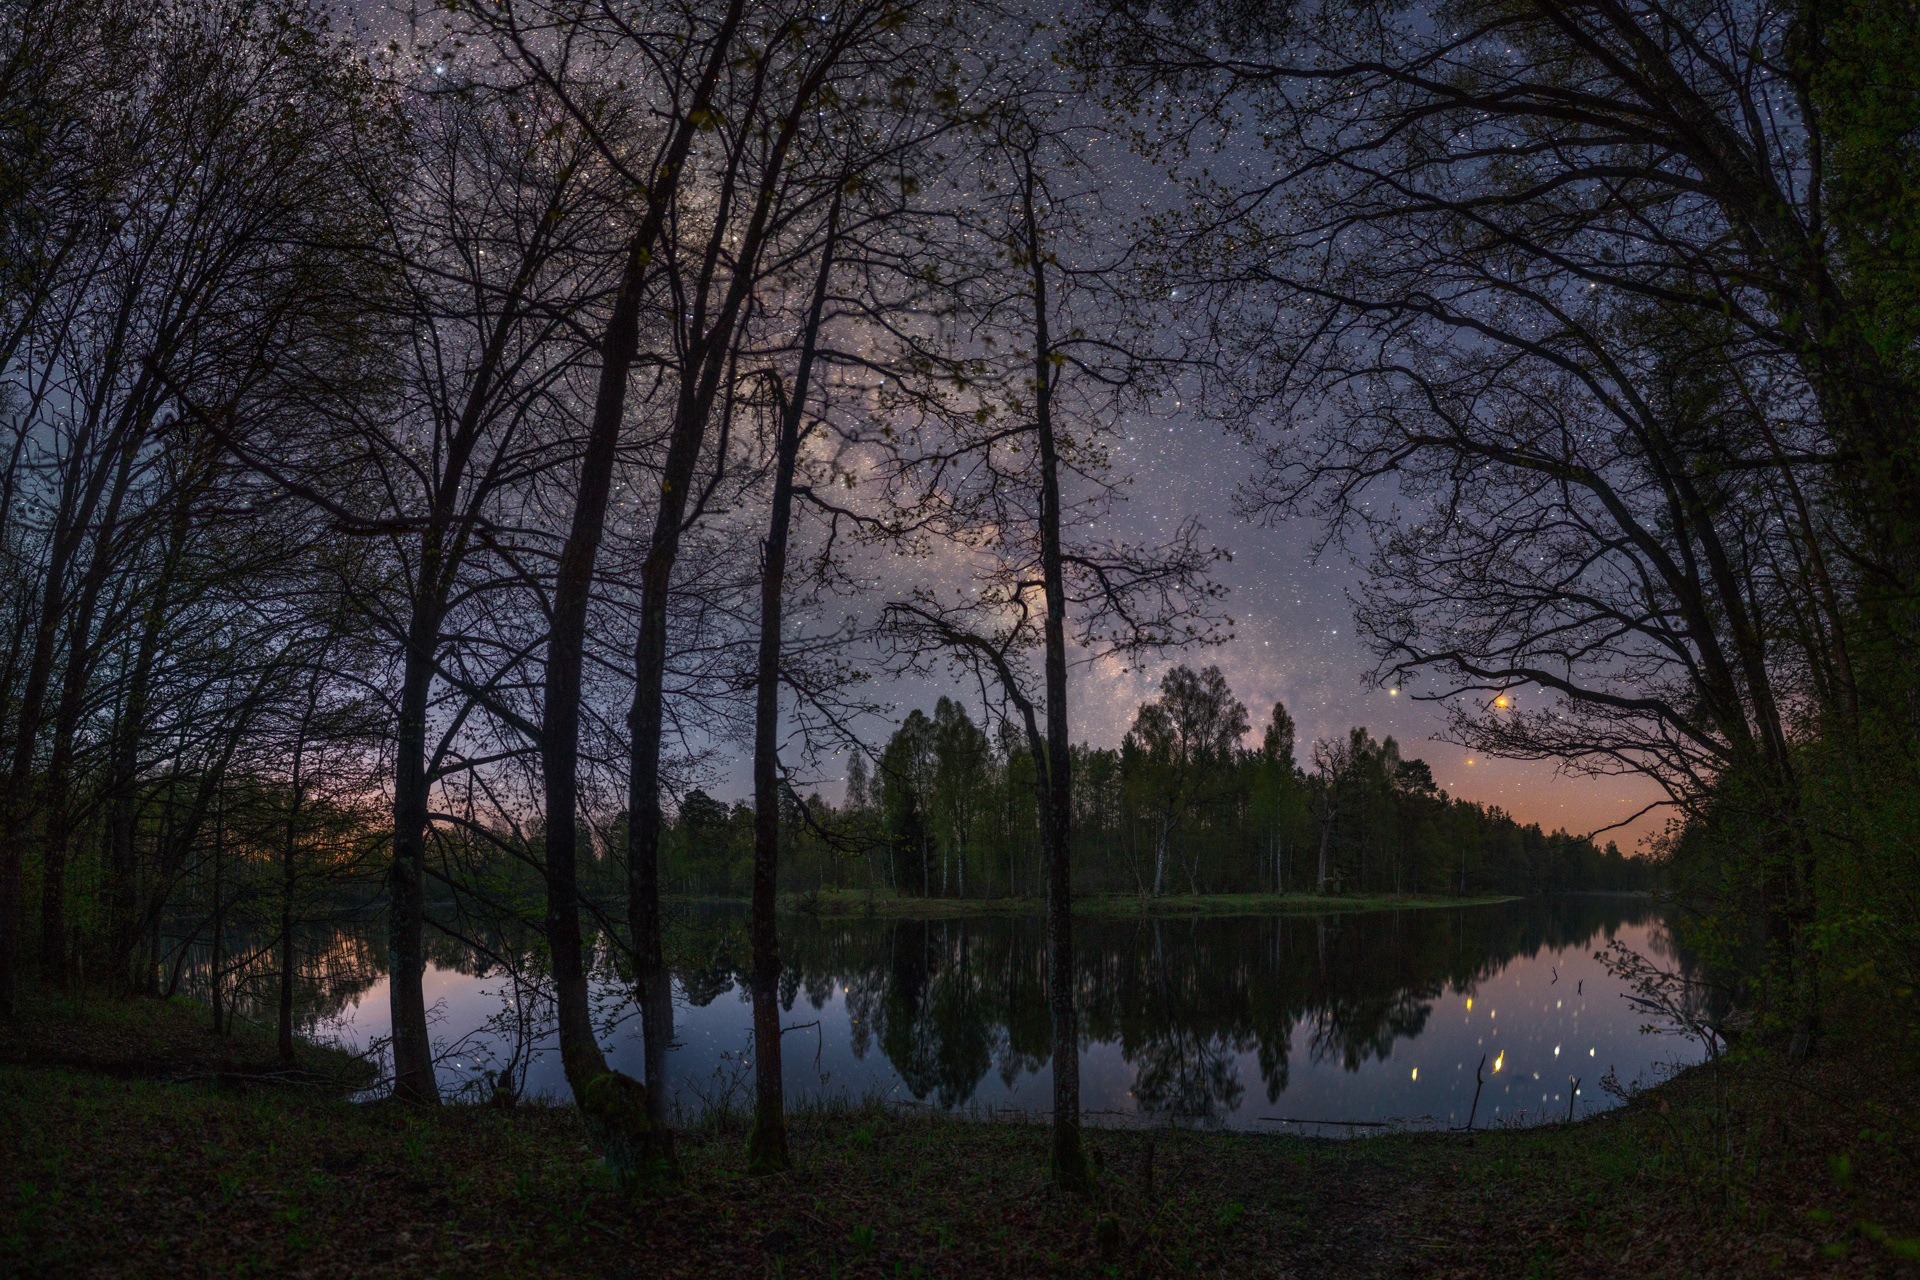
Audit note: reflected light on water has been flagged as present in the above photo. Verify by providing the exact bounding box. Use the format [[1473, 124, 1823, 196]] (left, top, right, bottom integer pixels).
[[314, 898, 1701, 1131]]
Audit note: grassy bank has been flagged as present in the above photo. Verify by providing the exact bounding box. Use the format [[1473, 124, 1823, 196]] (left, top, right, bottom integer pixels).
[[677, 888, 1524, 920], [7, 992, 1918, 1277], [0, 989, 374, 1089]]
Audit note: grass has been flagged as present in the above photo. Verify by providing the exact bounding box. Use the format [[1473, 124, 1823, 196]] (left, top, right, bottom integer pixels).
[[0, 988, 374, 1090], [7, 992, 1920, 1276], [735, 888, 1524, 920]]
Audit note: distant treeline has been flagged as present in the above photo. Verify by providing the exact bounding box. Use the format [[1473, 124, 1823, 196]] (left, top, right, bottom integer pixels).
[[661, 667, 1654, 901]]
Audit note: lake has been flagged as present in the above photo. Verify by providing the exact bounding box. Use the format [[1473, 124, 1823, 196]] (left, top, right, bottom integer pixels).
[[262, 896, 1698, 1131]]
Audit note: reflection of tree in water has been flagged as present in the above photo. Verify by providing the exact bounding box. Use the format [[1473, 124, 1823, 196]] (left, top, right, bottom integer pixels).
[[873, 922, 996, 1108], [830, 919, 1048, 1105], [1130, 1029, 1246, 1122], [1101, 920, 1249, 1123], [165, 914, 386, 1032], [770, 896, 1661, 1121], [243, 895, 1665, 1119], [1291, 912, 1441, 1076], [175, 910, 589, 1060], [1306, 990, 1435, 1073], [680, 927, 748, 1009]]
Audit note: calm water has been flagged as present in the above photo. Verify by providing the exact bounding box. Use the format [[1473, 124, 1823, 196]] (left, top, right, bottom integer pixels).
[[291, 897, 1697, 1131]]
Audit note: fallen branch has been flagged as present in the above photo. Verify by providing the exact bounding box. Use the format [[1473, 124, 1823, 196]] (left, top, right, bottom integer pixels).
[[1259, 1116, 1389, 1128]]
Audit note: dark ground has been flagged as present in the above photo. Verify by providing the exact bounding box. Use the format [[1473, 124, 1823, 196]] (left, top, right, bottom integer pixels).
[[4, 990, 1918, 1278]]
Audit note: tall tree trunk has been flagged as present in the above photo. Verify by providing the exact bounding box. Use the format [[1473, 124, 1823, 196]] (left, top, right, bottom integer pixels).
[[0, 393, 147, 1011], [1670, 454, 1819, 1039], [629, 53, 819, 1169], [277, 870, 296, 1062], [1024, 156, 1089, 1193], [0, 505, 74, 1014], [278, 701, 310, 1065], [106, 479, 193, 994], [1316, 786, 1334, 895], [747, 196, 836, 1175], [389, 631, 439, 1104], [538, 1, 745, 1186], [38, 742, 73, 982], [106, 440, 208, 993], [209, 802, 224, 1035], [543, 233, 664, 1179], [38, 433, 138, 983], [622, 400, 705, 1179], [1152, 815, 1170, 897]]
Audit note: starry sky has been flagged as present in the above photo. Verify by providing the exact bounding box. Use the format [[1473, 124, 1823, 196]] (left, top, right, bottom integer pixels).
[[773, 124, 1671, 855], [363, 5, 1668, 853], [787, 408, 1669, 854], [1077, 416, 1669, 851]]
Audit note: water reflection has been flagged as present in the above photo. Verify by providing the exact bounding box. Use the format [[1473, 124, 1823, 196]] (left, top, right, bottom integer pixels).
[[204, 897, 1699, 1129]]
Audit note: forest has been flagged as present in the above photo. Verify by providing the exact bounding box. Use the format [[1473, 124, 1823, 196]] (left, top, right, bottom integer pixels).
[[665, 675, 1651, 901], [5, 0, 1920, 1270]]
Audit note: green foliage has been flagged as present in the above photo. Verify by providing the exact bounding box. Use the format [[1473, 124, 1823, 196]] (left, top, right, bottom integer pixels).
[[1659, 659, 1920, 1045], [1806, 0, 1920, 379], [746, 1110, 792, 1176], [578, 1069, 671, 1193], [724, 666, 1654, 904]]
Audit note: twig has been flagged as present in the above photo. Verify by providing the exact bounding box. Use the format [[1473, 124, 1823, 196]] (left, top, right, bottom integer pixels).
[[1467, 1053, 1488, 1130], [1258, 1117, 1390, 1128]]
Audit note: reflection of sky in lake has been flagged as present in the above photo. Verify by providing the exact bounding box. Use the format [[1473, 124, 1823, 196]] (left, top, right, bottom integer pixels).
[[326, 903, 1699, 1131], [1240, 922, 1682, 1129]]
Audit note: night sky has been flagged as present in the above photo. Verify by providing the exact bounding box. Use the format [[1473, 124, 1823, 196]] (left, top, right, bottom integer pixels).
[[673, 104, 1674, 856], [793, 408, 1668, 854], [362, 13, 1670, 855], [1088, 416, 1668, 851]]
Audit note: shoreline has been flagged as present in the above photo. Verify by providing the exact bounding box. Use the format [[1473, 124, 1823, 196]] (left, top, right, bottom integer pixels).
[[666, 889, 1527, 919], [6, 988, 1906, 1277]]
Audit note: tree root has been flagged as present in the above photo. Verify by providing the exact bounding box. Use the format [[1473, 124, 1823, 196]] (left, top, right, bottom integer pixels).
[[580, 1070, 677, 1192]]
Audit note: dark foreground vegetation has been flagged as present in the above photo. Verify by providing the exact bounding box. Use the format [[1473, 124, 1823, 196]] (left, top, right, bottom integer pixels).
[[8, 991, 1920, 1278]]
